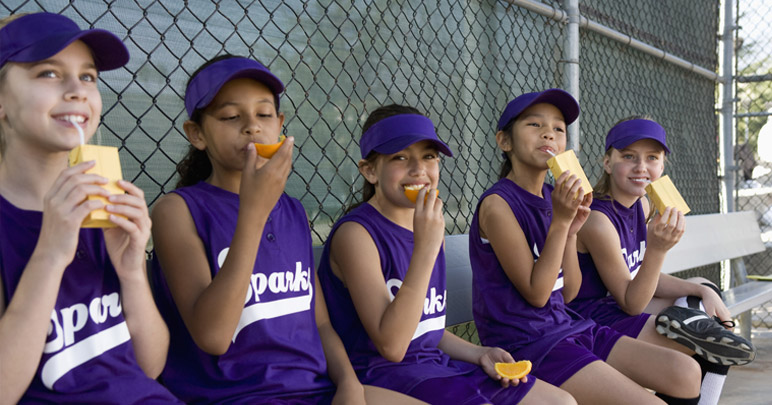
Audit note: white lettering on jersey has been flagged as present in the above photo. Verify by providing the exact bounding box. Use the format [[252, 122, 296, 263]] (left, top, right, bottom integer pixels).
[[385, 278, 446, 340], [232, 261, 313, 342], [621, 241, 646, 275], [40, 293, 127, 388]]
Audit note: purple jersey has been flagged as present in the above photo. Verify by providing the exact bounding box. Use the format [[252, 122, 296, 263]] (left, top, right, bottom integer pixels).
[[0, 195, 180, 404], [570, 198, 649, 327], [152, 182, 334, 404], [469, 178, 593, 368], [318, 203, 478, 393]]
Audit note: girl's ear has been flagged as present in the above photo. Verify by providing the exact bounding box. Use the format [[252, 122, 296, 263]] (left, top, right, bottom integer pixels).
[[183, 120, 207, 151], [603, 153, 612, 174], [495, 130, 512, 153], [277, 111, 286, 129], [358, 158, 378, 185]]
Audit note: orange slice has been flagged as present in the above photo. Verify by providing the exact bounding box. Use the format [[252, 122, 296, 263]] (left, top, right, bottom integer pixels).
[[494, 360, 532, 380], [254, 135, 286, 158], [404, 185, 439, 203]]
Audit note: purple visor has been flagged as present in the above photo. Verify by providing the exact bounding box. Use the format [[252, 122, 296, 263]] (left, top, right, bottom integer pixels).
[[497, 88, 580, 131], [0, 12, 129, 71], [360, 114, 453, 159], [185, 57, 284, 117], [606, 119, 670, 154]]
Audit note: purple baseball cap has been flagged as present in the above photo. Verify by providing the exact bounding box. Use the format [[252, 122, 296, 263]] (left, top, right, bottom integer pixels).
[[606, 119, 670, 154], [184, 57, 285, 117], [360, 114, 453, 159], [497, 88, 580, 131], [0, 12, 129, 71]]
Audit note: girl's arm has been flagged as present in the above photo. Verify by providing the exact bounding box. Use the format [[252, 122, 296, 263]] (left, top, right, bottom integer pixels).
[[103, 180, 168, 378], [314, 276, 366, 404], [480, 173, 588, 307], [152, 142, 292, 355], [479, 194, 564, 307], [560, 234, 583, 303], [329, 190, 445, 362], [579, 207, 684, 315], [438, 331, 525, 388], [0, 163, 109, 403], [653, 274, 730, 322]]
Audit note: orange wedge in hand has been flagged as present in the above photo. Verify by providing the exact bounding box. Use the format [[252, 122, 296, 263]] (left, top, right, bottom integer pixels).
[[404, 185, 439, 203], [254, 135, 286, 158], [494, 360, 532, 380]]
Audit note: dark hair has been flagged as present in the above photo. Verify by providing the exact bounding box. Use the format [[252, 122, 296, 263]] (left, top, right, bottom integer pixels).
[[497, 118, 517, 179], [345, 104, 423, 213], [175, 54, 280, 188]]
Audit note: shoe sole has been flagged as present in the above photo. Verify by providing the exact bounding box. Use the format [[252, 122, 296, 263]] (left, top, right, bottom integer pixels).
[[656, 314, 755, 366]]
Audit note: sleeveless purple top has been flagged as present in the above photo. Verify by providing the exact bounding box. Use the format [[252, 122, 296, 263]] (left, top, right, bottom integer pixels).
[[152, 182, 334, 404], [318, 203, 477, 392], [0, 194, 179, 404], [570, 198, 647, 319], [469, 178, 593, 367]]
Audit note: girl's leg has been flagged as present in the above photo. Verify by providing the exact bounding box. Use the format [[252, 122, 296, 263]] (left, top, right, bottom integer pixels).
[[517, 379, 576, 405], [560, 360, 665, 405], [363, 385, 428, 404], [637, 313, 694, 355], [605, 336, 702, 400]]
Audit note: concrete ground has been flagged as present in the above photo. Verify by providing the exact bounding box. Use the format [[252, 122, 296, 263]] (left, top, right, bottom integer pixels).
[[718, 329, 772, 404]]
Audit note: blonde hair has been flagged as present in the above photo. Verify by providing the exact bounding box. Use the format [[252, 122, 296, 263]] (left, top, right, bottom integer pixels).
[[0, 14, 30, 157], [594, 114, 662, 221]]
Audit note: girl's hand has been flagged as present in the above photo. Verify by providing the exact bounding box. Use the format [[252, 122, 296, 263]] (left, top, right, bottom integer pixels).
[[103, 180, 151, 279], [700, 284, 732, 327], [239, 138, 293, 215], [478, 346, 527, 388], [412, 187, 445, 256], [568, 192, 592, 236], [647, 208, 685, 253], [551, 171, 585, 226], [332, 378, 366, 405], [38, 161, 110, 266]]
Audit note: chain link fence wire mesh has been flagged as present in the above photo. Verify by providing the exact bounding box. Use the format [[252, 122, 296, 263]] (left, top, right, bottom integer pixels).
[[734, 0, 772, 329], [2, 1, 726, 333]]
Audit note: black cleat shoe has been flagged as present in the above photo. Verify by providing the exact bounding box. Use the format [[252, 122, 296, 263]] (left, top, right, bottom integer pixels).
[[655, 306, 756, 366]]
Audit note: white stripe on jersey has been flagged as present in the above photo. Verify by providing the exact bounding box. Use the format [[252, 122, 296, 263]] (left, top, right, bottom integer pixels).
[[412, 315, 446, 340]]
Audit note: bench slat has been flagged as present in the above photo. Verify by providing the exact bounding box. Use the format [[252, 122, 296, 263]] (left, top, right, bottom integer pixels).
[[446, 234, 473, 325], [724, 281, 772, 316], [661, 211, 765, 274]]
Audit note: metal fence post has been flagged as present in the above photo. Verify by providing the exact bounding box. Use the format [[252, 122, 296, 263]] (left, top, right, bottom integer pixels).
[[563, 0, 581, 153], [722, 0, 735, 214]]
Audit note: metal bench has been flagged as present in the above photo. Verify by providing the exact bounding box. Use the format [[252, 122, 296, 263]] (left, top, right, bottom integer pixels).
[[444, 211, 772, 342]]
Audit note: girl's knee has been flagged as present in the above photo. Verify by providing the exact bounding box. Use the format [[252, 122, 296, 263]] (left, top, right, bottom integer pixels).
[[666, 354, 702, 397]]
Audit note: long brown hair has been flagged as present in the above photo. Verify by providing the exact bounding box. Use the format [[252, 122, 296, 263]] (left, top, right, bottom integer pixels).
[[345, 104, 423, 213]]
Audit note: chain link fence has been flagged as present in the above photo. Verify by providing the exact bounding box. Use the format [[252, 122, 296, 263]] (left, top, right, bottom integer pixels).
[[2, 1, 727, 333], [733, 0, 772, 329]]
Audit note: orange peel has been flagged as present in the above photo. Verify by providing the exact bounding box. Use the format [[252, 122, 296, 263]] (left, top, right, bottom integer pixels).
[[494, 360, 532, 380], [254, 135, 286, 158], [404, 185, 439, 203]]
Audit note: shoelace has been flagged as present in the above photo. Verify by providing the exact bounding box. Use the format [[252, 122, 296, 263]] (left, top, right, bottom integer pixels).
[[714, 316, 736, 329]]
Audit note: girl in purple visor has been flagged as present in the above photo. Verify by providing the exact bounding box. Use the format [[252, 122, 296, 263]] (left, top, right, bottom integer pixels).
[[469, 89, 703, 404], [0, 12, 180, 403], [318, 104, 574, 404], [572, 116, 755, 405], [151, 55, 418, 404]]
